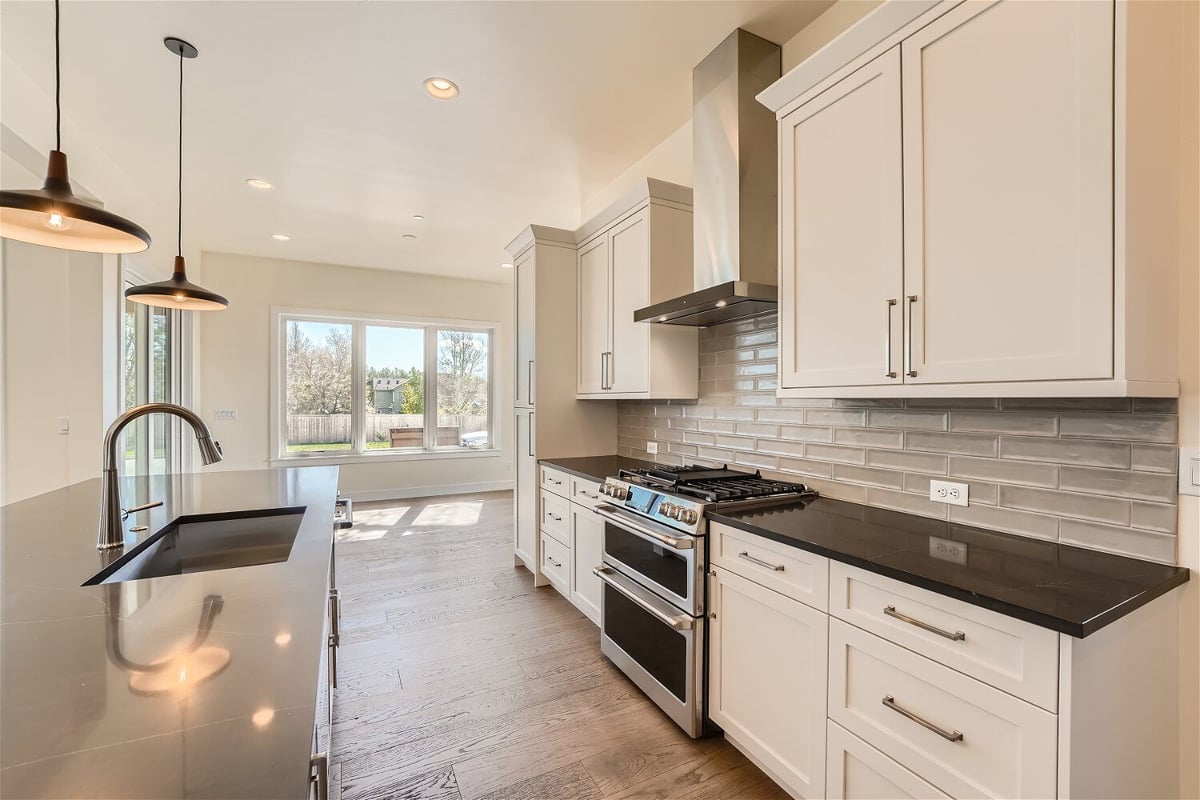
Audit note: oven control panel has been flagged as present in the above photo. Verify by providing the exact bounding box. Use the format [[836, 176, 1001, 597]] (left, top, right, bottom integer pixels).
[[599, 478, 704, 533]]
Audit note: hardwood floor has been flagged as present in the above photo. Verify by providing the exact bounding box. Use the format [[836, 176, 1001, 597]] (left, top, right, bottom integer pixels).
[[330, 492, 791, 800]]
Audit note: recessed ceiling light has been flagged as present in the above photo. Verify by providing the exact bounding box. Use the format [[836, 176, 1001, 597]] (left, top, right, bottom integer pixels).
[[402, 233, 417, 240], [246, 178, 273, 190], [412, 214, 425, 221], [424, 77, 459, 100], [272, 233, 290, 241], [500, 262, 513, 269]]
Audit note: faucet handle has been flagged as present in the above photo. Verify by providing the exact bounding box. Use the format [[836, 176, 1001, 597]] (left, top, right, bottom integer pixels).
[[122, 500, 163, 520]]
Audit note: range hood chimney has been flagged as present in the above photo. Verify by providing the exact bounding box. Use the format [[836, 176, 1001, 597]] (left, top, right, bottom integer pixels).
[[635, 29, 780, 327]]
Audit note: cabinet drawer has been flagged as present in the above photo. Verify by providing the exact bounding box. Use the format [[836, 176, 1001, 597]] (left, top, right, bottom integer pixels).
[[540, 465, 570, 498], [830, 562, 1058, 711], [570, 475, 604, 509], [829, 620, 1057, 799], [540, 533, 570, 596], [540, 492, 569, 545], [710, 522, 829, 611], [826, 721, 950, 800]]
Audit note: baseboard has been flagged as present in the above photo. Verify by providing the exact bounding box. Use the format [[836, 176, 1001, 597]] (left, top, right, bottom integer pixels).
[[347, 481, 513, 502]]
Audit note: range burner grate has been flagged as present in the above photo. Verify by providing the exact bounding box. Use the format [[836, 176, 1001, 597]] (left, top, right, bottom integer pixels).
[[618, 464, 814, 503]]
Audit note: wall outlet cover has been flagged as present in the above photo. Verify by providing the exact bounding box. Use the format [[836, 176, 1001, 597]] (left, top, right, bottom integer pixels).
[[929, 479, 968, 507], [1181, 448, 1200, 497], [214, 409, 239, 421], [646, 441, 659, 455]]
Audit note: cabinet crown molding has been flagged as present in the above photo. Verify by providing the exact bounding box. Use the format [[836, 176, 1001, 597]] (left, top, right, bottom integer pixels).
[[575, 177, 693, 245], [504, 224, 576, 258]]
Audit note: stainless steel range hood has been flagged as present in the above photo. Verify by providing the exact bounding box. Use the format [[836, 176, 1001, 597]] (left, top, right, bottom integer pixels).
[[635, 29, 780, 327]]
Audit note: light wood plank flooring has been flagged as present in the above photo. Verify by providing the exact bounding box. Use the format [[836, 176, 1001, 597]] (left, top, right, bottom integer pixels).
[[331, 492, 790, 800]]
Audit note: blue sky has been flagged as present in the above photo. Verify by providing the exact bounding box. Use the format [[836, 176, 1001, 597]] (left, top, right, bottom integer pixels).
[[292, 320, 424, 372]]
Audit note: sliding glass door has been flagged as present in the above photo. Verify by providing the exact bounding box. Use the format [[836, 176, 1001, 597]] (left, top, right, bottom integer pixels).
[[122, 281, 180, 476]]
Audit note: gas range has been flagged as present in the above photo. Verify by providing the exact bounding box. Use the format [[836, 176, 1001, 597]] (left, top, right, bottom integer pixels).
[[598, 465, 815, 536]]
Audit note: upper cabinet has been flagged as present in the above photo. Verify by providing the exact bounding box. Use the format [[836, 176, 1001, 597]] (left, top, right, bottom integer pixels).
[[575, 179, 699, 400], [761, 0, 1185, 398]]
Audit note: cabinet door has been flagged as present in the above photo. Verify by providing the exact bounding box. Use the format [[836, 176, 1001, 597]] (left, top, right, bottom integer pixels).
[[514, 409, 536, 566], [901, 0, 1113, 384], [780, 48, 904, 389], [827, 722, 951, 800], [607, 209, 650, 393], [577, 235, 610, 394], [709, 566, 827, 798], [514, 249, 536, 407], [569, 504, 602, 625]]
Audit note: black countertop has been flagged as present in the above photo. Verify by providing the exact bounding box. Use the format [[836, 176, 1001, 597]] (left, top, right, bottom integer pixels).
[[0, 467, 339, 799], [709, 497, 1189, 638], [538, 455, 657, 483]]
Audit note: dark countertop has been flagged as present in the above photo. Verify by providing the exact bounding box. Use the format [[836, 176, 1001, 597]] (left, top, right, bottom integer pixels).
[[0, 466, 339, 799], [709, 497, 1189, 638], [538, 455, 657, 483]]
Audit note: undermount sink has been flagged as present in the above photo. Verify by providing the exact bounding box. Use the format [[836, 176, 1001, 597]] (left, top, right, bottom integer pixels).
[[83, 507, 306, 586]]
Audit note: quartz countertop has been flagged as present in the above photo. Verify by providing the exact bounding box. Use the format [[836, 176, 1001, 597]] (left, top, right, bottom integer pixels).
[[709, 497, 1188, 637], [0, 466, 339, 799], [538, 455, 657, 483]]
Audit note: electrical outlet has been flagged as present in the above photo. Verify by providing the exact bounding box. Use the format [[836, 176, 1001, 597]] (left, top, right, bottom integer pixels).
[[646, 441, 659, 455], [214, 409, 239, 421], [57, 416, 70, 434], [929, 535, 968, 565], [1182, 448, 1200, 497], [929, 479, 968, 507]]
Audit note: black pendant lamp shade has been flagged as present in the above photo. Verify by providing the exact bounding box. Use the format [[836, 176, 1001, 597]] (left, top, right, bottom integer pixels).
[[125, 37, 227, 312], [0, 0, 151, 253]]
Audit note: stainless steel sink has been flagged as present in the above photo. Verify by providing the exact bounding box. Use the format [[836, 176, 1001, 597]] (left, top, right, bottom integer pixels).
[[83, 507, 306, 586]]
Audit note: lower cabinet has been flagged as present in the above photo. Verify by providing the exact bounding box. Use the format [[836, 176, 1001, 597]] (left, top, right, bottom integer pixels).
[[708, 565, 828, 799], [826, 721, 950, 800], [569, 505, 603, 624]]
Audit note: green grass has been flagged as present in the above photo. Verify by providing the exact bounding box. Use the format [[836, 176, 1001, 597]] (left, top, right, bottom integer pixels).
[[285, 442, 395, 452]]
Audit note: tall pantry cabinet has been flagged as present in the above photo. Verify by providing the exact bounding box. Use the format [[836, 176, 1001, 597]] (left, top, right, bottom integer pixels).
[[507, 226, 616, 582]]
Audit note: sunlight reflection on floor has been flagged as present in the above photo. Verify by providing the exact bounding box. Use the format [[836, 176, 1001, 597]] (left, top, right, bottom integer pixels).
[[410, 501, 483, 528], [336, 506, 411, 543]]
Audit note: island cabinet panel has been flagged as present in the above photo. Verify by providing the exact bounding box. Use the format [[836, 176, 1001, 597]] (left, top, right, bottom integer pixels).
[[709, 565, 828, 799], [779, 47, 903, 390], [901, 0, 1114, 385], [761, 0, 1184, 398], [826, 720, 951, 800]]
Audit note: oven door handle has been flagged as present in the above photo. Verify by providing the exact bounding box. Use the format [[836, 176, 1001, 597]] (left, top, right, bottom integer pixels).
[[594, 566, 695, 631], [594, 504, 695, 550]]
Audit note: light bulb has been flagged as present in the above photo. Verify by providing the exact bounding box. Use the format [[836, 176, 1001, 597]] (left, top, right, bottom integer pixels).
[[173, 293, 187, 303], [44, 211, 71, 231]]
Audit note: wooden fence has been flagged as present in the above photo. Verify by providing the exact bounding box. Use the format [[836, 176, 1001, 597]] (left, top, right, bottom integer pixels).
[[287, 414, 487, 445]]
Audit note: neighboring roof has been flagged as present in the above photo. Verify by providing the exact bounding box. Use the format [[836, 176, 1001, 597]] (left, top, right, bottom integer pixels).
[[373, 377, 412, 390]]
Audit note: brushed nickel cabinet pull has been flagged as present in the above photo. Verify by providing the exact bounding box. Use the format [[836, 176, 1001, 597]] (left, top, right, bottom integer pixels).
[[527, 360, 535, 404], [738, 551, 785, 572], [884, 298, 898, 378], [905, 295, 918, 377], [882, 695, 964, 742], [884, 605, 966, 641]]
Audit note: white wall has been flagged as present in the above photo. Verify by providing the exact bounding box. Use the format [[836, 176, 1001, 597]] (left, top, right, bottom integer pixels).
[[196, 251, 513, 500], [0, 154, 117, 504]]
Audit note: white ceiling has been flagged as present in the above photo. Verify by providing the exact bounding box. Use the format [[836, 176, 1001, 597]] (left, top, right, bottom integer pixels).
[[1, 1, 832, 283]]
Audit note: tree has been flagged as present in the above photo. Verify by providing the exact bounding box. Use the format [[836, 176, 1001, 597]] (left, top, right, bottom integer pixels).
[[437, 332, 488, 415], [400, 369, 424, 414], [286, 322, 352, 414]]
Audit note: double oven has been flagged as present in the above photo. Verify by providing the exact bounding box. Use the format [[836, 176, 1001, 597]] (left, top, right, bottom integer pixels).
[[591, 466, 812, 738]]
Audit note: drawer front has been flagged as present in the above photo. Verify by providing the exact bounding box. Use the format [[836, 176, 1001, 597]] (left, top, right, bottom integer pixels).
[[540, 533, 570, 595], [710, 522, 829, 611], [570, 475, 605, 509], [826, 721, 951, 800], [829, 619, 1057, 799], [540, 492, 570, 545], [540, 465, 570, 498], [829, 562, 1059, 711]]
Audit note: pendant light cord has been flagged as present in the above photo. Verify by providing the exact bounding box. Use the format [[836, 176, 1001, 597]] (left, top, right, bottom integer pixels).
[[54, 0, 61, 151], [177, 48, 184, 258]]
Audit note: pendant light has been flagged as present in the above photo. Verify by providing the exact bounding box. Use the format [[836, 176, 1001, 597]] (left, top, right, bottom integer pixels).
[[0, 0, 151, 253], [125, 38, 228, 311]]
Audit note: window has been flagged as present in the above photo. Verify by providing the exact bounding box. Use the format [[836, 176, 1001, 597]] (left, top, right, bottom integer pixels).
[[121, 284, 180, 476], [274, 310, 495, 459]]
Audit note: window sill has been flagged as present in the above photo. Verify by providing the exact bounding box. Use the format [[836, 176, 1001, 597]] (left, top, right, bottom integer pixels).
[[269, 448, 503, 468]]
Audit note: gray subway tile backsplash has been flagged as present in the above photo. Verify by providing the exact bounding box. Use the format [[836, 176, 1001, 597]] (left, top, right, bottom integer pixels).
[[617, 314, 1180, 564]]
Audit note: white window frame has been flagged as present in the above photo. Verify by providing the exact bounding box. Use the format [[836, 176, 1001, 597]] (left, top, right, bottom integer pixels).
[[269, 307, 500, 466]]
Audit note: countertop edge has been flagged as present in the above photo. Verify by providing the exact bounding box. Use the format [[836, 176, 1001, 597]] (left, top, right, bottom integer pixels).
[[537, 456, 657, 484], [706, 511, 1190, 639]]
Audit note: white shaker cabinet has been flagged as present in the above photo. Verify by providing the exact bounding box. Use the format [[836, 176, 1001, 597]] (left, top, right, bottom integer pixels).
[[760, 0, 1185, 398], [568, 501, 602, 625], [708, 565, 828, 799], [514, 408, 537, 572], [575, 178, 698, 400]]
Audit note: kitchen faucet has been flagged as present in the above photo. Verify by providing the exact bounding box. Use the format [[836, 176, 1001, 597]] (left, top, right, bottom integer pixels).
[[98, 402, 223, 550]]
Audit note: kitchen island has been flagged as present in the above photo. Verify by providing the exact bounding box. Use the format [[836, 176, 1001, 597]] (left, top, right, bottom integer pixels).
[[0, 466, 339, 799]]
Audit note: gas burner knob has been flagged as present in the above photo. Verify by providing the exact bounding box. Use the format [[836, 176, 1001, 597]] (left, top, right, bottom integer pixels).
[[660, 502, 676, 518], [599, 484, 611, 497], [679, 509, 698, 525], [611, 485, 628, 500]]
